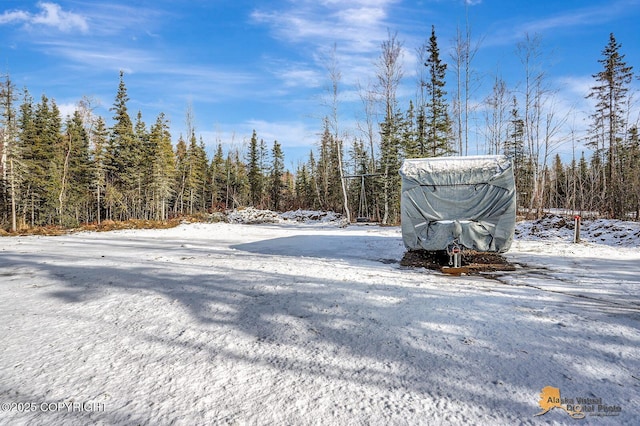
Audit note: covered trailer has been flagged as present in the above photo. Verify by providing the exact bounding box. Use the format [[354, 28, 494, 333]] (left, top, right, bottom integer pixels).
[[399, 155, 516, 254]]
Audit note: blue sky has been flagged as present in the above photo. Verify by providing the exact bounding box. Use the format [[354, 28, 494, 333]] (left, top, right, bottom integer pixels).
[[1, 0, 639, 168]]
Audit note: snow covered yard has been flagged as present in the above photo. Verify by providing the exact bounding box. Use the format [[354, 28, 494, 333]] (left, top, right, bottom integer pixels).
[[1, 220, 639, 425]]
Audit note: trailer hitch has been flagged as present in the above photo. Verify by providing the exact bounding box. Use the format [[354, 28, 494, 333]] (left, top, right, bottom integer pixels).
[[447, 240, 462, 268], [442, 240, 469, 275]]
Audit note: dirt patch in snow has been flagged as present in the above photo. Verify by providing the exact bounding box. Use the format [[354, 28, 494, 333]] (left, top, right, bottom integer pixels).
[[400, 249, 516, 273]]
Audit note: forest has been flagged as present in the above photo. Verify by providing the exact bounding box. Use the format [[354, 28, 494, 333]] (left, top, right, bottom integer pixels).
[[0, 29, 639, 232]]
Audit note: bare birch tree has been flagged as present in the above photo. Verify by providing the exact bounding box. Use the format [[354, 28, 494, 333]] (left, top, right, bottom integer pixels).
[[517, 34, 570, 217], [483, 74, 510, 155], [324, 44, 351, 222], [450, 8, 482, 155], [376, 31, 404, 224]]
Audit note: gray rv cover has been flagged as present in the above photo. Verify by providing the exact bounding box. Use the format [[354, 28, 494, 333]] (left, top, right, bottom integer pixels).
[[399, 155, 516, 253]]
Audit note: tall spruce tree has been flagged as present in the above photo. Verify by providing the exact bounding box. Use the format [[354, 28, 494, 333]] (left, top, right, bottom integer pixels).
[[130, 111, 148, 217], [27, 96, 64, 224], [247, 130, 262, 207], [17, 91, 36, 226], [174, 135, 188, 214], [209, 143, 225, 210], [423, 25, 452, 156], [270, 140, 285, 211], [107, 71, 138, 219], [0, 75, 19, 231], [60, 110, 92, 225], [91, 116, 108, 224], [402, 100, 419, 159], [586, 33, 634, 218], [148, 113, 175, 220], [185, 132, 208, 214], [315, 120, 340, 210]]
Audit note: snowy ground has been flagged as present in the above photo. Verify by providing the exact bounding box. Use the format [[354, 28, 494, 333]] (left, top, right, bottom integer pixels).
[[1, 216, 639, 425]]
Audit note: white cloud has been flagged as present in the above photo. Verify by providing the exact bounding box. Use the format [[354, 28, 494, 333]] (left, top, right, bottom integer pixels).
[[32, 2, 88, 32], [37, 40, 154, 73], [56, 102, 78, 119], [555, 75, 593, 98], [485, 1, 632, 48], [192, 120, 319, 159], [250, 1, 403, 105], [244, 119, 318, 147], [0, 2, 88, 33], [0, 10, 30, 24], [78, 3, 166, 37], [251, 1, 396, 54]]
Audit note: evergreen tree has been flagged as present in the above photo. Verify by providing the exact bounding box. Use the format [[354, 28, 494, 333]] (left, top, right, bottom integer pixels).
[[209, 143, 225, 210], [576, 152, 590, 213], [348, 138, 375, 220], [28, 96, 64, 224], [223, 150, 234, 209], [327, 129, 346, 212], [622, 126, 640, 218], [0, 75, 19, 231], [17, 91, 36, 226], [589, 153, 605, 214], [247, 130, 262, 207], [148, 113, 175, 220], [174, 135, 188, 214], [185, 131, 208, 214], [270, 140, 285, 211], [315, 121, 339, 210], [402, 100, 419, 159], [281, 170, 295, 211], [224, 148, 248, 209], [48, 100, 65, 223], [106, 71, 138, 219], [131, 110, 148, 217], [294, 162, 310, 209], [91, 116, 108, 224], [259, 138, 269, 206], [307, 150, 321, 209], [197, 137, 210, 212], [415, 106, 428, 158], [586, 33, 634, 218], [60, 110, 92, 225], [423, 25, 452, 156], [549, 154, 566, 209]]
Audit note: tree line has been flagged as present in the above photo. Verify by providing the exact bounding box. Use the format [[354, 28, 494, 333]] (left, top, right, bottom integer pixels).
[[0, 71, 292, 231], [1, 29, 638, 232]]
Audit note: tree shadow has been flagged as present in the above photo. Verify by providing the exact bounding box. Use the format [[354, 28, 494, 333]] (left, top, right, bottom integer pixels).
[[231, 234, 403, 263], [2, 230, 639, 424]]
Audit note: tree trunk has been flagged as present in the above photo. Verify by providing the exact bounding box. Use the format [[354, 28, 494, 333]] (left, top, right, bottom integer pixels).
[[335, 140, 351, 222], [9, 158, 17, 232], [59, 138, 72, 225]]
